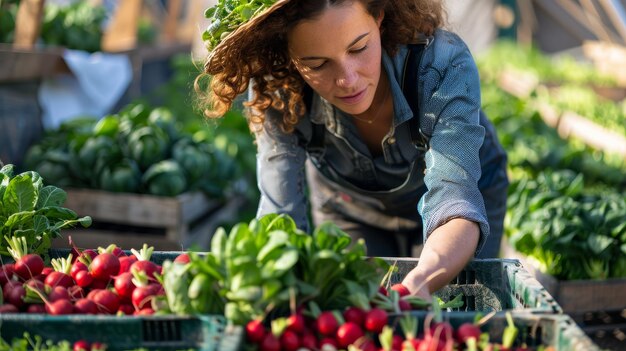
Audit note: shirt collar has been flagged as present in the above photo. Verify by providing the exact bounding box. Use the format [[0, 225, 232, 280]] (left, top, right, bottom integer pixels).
[[382, 49, 414, 126]]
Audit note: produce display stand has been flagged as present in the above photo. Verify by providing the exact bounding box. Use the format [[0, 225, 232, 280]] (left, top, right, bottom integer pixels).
[[501, 239, 626, 350], [500, 240, 626, 315], [54, 189, 245, 251], [0, 314, 243, 351], [0, 0, 194, 169], [384, 257, 562, 314]]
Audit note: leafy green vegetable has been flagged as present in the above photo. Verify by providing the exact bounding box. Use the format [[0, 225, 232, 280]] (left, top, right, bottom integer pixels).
[[161, 213, 389, 325], [0, 164, 91, 260], [202, 0, 279, 50], [142, 160, 188, 196]]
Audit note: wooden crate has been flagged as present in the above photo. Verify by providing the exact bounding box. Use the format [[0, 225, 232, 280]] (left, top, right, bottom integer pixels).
[[54, 189, 243, 251], [500, 238, 626, 315]]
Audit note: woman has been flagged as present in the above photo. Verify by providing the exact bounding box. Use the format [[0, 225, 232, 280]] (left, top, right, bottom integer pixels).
[[198, 0, 508, 299]]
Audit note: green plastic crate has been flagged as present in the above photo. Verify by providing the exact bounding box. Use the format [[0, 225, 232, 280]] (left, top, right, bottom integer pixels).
[[4, 250, 242, 351], [384, 258, 563, 313], [388, 311, 599, 351], [0, 314, 243, 351]]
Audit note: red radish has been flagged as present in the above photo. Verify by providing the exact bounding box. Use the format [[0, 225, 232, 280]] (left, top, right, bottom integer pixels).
[[174, 253, 190, 264], [336, 321, 364, 348], [86, 289, 100, 300], [90, 289, 120, 314], [399, 299, 412, 311], [260, 333, 281, 351], [343, 306, 366, 327], [111, 246, 126, 257], [286, 313, 306, 334], [15, 254, 45, 280], [3, 281, 21, 306], [74, 298, 98, 314], [71, 261, 88, 279], [26, 304, 46, 313], [118, 303, 134, 315], [356, 337, 378, 351], [391, 283, 411, 297], [130, 260, 159, 280], [129, 248, 159, 280], [428, 321, 454, 342], [24, 278, 45, 291], [46, 254, 76, 288], [45, 271, 74, 288], [74, 270, 93, 288], [46, 299, 74, 315], [114, 272, 136, 300], [5, 284, 26, 308], [0, 263, 15, 285], [69, 284, 87, 299], [317, 311, 339, 336], [118, 255, 138, 274], [0, 304, 18, 313], [134, 307, 155, 315], [280, 330, 300, 351], [28, 285, 74, 315], [48, 286, 71, 302], [245, 319, 266, 343], [364, 308, 388, 333], [80, 249, 98, 261], [5, 236, 45, 280], [89, 277, 109, 290], [91, 342, 106, 351], [41, 267, 54, 276], [300, 331, 317, 349], [456, 322, 481, 344], [378, 285, 389, 296], [90, 253, 120, 281], [392, 334, 404, 350], [409, 338, 423, 350], [73, 340, 90, 351], [131, 283, 160, 310]]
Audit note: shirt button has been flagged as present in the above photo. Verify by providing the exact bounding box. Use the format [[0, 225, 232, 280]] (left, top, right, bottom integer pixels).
[[388, 137, 396, 144]]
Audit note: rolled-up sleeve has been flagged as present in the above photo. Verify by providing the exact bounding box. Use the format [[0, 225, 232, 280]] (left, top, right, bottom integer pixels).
[[254, 108, 310, 232], [418, 32, 489, 255]]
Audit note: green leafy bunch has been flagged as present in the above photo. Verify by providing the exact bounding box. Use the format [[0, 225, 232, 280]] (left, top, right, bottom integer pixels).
[[202, 0, 278, 50], [0, 164, 92, 260], [160, 213, 389, 325]]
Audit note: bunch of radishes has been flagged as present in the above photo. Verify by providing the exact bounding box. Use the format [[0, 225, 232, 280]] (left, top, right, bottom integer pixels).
[[244, 283, 552, 351], [0, 236, 185, 316], [243, 284, 405, 351], [72, 339, 107, 351]]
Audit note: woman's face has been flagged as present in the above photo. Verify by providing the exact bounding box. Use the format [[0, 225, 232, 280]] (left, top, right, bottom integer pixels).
[[287, 2, 383, 116]]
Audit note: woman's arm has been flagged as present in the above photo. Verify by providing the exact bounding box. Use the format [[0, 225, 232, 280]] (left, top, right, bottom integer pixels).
[[254, 108, 311, 232], [401, 218, 479, 299]]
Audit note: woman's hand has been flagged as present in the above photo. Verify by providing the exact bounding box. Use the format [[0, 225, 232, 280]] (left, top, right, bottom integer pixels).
[[401, 218, 480, 298]]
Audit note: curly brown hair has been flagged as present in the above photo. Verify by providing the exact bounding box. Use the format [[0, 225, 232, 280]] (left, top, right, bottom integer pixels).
[[197, 0, 446, 133]]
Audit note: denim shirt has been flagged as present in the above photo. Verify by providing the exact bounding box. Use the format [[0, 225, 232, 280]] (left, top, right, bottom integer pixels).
[[254, 29, 503, 254]]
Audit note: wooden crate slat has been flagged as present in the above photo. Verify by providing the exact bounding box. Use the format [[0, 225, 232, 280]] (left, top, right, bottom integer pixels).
[[558, 111, 626, 158], [55, 195, 245, 251], [53, 228, 185, 252], [495, 70, 626, 161], [64, 188, 182, 227], [501, 239, 626, 314]]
